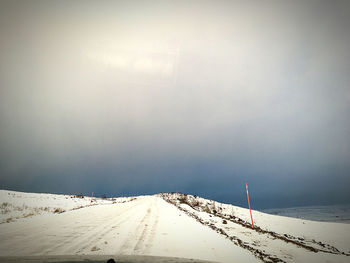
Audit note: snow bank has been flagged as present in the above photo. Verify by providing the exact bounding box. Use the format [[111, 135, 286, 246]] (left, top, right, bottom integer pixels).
[[159, 193, 350, 263]]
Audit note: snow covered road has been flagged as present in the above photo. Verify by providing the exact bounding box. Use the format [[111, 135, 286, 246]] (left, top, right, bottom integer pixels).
[[0, 196, 258, 263]]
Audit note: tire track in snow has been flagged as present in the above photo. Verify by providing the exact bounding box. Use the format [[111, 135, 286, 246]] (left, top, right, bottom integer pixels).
[[119, 200, 153, 254], [143, 198, 159, 254], [0, 201, 138, 255], [41, 199, 142, 255], [65, 201, 143, 254], [133, 197, 159, 254], [117, 197, 159, 255]]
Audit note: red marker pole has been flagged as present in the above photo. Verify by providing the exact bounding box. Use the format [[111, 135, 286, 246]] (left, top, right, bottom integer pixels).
[[90, 192, 94, 204], [245, 183, 254, 229]]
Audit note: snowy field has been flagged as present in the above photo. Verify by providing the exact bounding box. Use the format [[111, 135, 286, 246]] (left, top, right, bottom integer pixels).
[[262, 204, 350, 224], [0, 190, 349, 263], [0, 190, 133, 224]]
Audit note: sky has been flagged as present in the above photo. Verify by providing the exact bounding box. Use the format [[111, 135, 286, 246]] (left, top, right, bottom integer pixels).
[[0, 0, 349, 209]]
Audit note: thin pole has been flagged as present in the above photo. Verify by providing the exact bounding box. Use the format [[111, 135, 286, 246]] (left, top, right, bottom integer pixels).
[[246, 183, 254, 229]]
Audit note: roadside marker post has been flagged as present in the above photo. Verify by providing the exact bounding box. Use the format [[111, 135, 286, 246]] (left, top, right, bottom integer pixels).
[[245, 183, 254, 229], [91, 192, 94, 204]]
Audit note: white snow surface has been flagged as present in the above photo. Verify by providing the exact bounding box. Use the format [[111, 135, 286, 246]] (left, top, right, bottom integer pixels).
[[0, 190, 349, 263], [163, 193, 350, 263], [190, 195, 350, 252], [0, 190, 131, 224], [0, 190, 257, 263]]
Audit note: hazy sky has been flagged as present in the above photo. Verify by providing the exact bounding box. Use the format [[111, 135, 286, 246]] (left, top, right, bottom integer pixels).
[[1, 0, 349, 208]]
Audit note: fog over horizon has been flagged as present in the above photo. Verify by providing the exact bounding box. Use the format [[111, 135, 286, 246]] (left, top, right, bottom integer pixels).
[[1, 0, 350, 209]]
